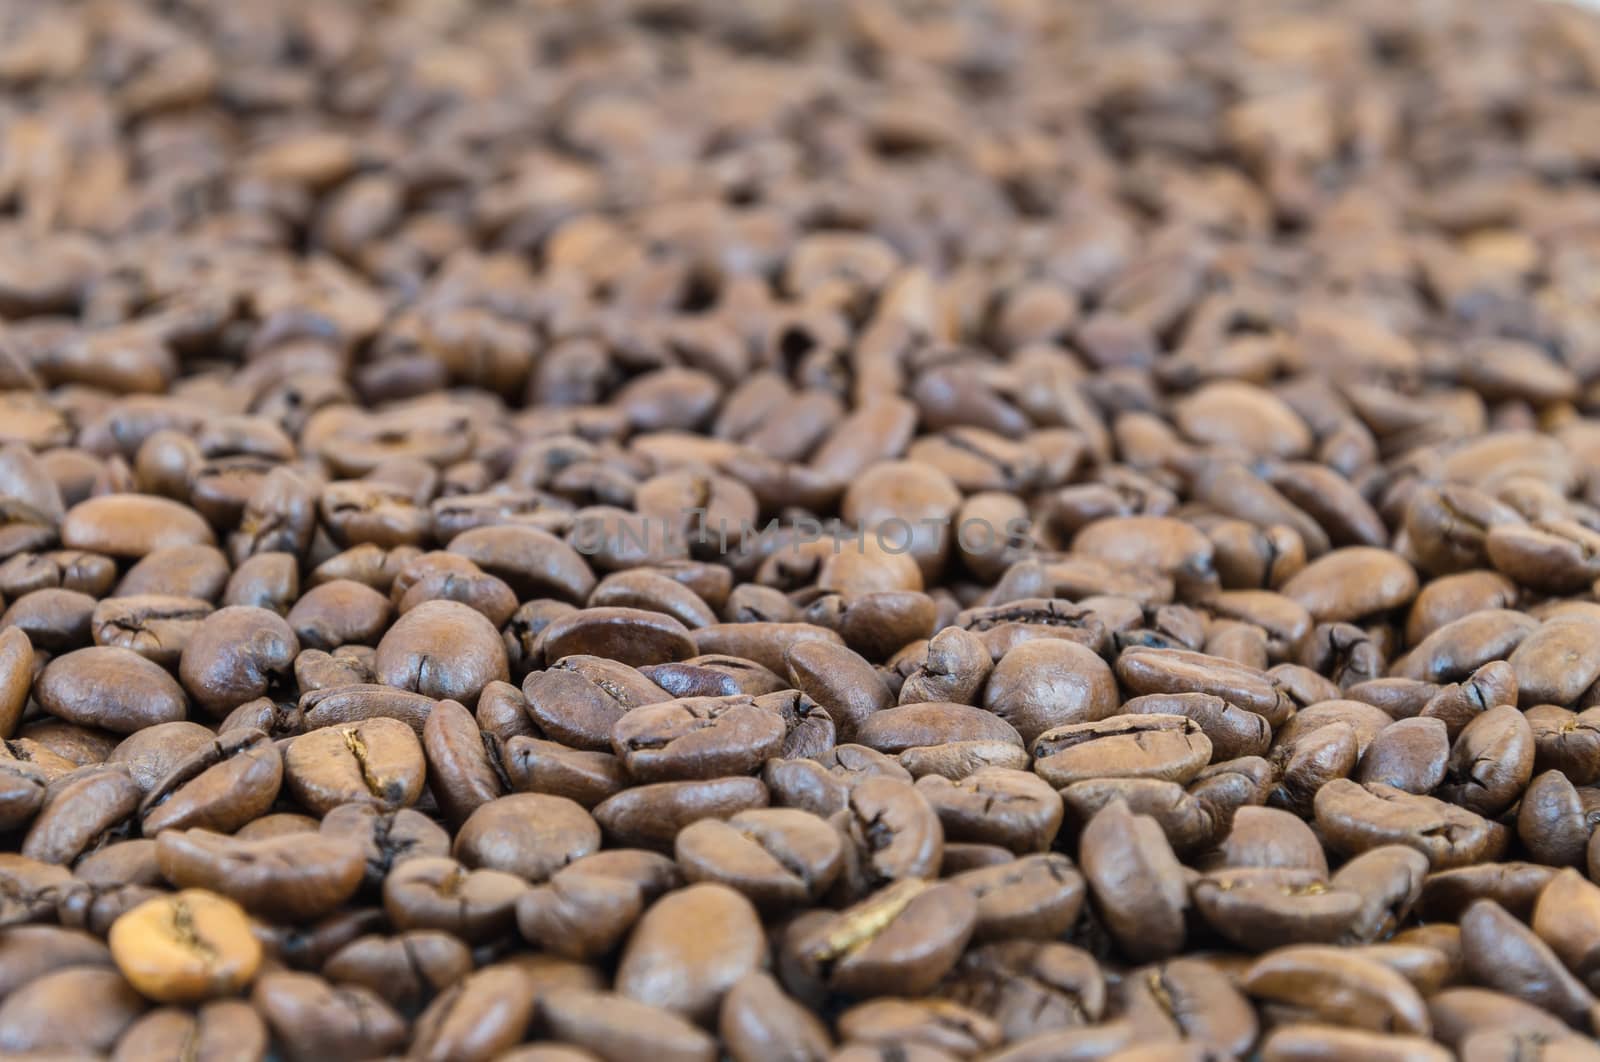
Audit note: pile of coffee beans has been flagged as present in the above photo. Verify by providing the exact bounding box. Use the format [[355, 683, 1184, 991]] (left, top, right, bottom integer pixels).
[[7, 0, 1600, 1058]]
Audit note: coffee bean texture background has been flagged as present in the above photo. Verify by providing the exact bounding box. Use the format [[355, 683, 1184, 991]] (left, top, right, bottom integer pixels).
[[3, 0, 1600, 1058]]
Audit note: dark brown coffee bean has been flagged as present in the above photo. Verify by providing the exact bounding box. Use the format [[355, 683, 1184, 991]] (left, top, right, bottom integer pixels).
[[1193, 868, 1363, 952], [614, 694, 788, 782], [91, 594, 210, 668], [1119, 956, 1258, 1054], [593, 777, 770, 851], [251, 970, 407, 1062], [112, 999, 269, 1062], [21, 765, 140, 865], [1079, 800, 1187, 961], [1420, 862, 1558, 922], [541, 988, 716, 1062], [322, 930, 473, 1011], [915, 768, 1062, 854], [1315, 780, 1510, 870], [179, 606, 298, 717], [374, 599, 508, 707], [36, 646, 187, 733], [319, 804, 451, 891], [790, 878, 977, 997], [0, 965, 147, 1055], [61, 493, 215, 558], [383, 856, 528, 942], [453, 793, 600, 882], [1518, 771, 1600, 866], [1242, 945, 1430, 1034], [284, 717, 425, 816], [141, 728, 283, 835], [1460, 899, 1599, 1028], [720, 970, 833, 1062], [299, 682, 435, 734], [1033, 715, 1212, 788], [675, 808, 843, 910], [1354, 717, 1450, 794], [285, 579, 391, 652]]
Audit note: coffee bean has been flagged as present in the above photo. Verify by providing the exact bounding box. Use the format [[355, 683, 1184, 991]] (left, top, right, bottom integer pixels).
[[1032, 715, 1212, 788], [454, 793, 600, 882], [615, 882, 766, 1022], [0, 965, 146, 1055], [109, 890, 262, 1003], [790, 879, 977, 997], [675, 808, 844, 909], [1315, 780, 1510, 870], [155, 828, 366, 922], [284, 717, 425, 816], [36, 646, 188, 733], [111, 999, 268, 1062], [1243, 945, 1431, 1034], [179, 606, 298, 717], [383, 857, 528, 942], [374, 599, 508, 707], [251, 971, 407, 1062], [1079, 801, 1187, 961], [322, 930, 473, 1012]]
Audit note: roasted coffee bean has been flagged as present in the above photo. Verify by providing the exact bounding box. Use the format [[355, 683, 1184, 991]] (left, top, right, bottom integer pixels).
[[1032, 715, 1212, 788], [21, 764, 140, 865], [1242, 945, 1430, 1034], [319, 804, 451, 892], [454, 793, 600, 882], [541, 988, 716, 1062], [786, 639, 895, 744], [321, 930, 473, 1012], [982, 639, 1118, 744], [1192, 868, 1364, 952], [614, 883, 766, 1022], [1079, 801, 1187, 961], [109, 889, 262, 1003], [675, 808, 844, 909], [1517, 771, 1600, 867], [1119, 956, 1258, 1054], [1355, 718, 1451, 794], [36, 645, 188, 734], [1461, 899, 1599, 1028], [593, 777, 770, 851], [177, 606, 298, 717], [1420, 862, 1558, 923], [517, 870, 645, 960], [720, 970, 834, 1062], [0, 965, 147, 1055], [952, 852, 1086, 942], [283, 717, 425, 816], [299, 682, 435, 734], [155, 828, 366, 922], [252, 971, 408, 1062], [525, 658, 672, 752], [111, 999, 269, 1062], [1437, 705, 1534, 817], [915, 768, 1062, 854], [375, 599, 508, 707], [613, 694, 789, 782], [1316, 780, 1510, 870], [789, 879, 977, 997], [1116, 647, 1293, 727], [502, 737, 628, 808], [1531, 869, 1600, 995], [383, 856, 528, 942], [91, 594, 210, 668]]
